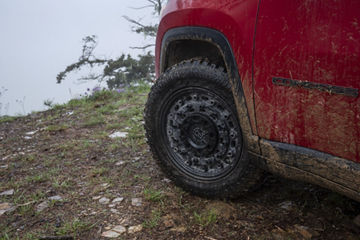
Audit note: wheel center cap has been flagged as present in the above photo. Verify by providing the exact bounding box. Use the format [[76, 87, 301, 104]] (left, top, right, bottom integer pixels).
[[190, 126, 208, 148], [191, 126, 209, 145]]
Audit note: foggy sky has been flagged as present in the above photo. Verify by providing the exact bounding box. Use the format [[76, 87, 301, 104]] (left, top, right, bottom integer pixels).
[[0, 0, 155, 115]]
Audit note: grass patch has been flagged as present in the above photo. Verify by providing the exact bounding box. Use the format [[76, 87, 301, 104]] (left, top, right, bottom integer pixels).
[[144, 188, 164, 202], [143, 210, 161, 229], [82, 115, 105, 127], [56, 218, 92, 238], [45, 124, 69, 132], [194, 209, 217, 227], [91, 167, 108, 177], [0, 116, 18, 123], [26, 173, 50, 183]]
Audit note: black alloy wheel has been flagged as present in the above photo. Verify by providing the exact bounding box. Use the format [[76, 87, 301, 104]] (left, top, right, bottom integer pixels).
[[145, 60, 262, 198]]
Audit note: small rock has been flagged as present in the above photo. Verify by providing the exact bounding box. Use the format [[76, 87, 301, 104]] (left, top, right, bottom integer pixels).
[[67, 111, 74, 116], [0, 203, 15, 216], [101, 183, 110, 188], [134, 157, 140, 161], [294, 224, 318, 239], [0, 189, 14, 196], [279, 201, 294, 211], [25, 130, 38, 135], [24, 136, 32, 140], [0, 165, 8, 169], [170, 226, 186, 233], [162, 178, 171, 183], [36, 201, 49, 212], [101, 230, 120, 238], [354, 214, 360, 227], [48, 195, 62, 201], [92, 196, 102, 200], [120, 218, 131, 226], [128, 224, 143, 234], [162, 214, 175, 228], [112, 225, 126, 234], [115, 161, 125, 166], [110, 208, 119, 214], [109, 132, 128, 139], [131, 198, 142, 207], [2, 155, 12, 161], [112, 197, 124, 203], [99, 197, 110, 205]]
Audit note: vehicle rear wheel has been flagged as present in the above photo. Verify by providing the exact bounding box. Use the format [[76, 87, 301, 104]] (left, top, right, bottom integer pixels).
[[144, 60, 262, 198]]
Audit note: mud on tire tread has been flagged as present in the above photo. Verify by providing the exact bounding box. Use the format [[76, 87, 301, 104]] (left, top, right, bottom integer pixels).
[[144, 59, 263, 198]]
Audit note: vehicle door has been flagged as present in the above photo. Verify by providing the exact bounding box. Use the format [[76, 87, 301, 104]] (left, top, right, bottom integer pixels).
[[253, 0, 360, 161]]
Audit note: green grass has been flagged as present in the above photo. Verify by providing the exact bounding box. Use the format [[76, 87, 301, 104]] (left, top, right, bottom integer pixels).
[[55, 218, 92, 237], [143, 210, 162, 229], [26, 173, 50, 183], [91, 167, 108, 177], [45, 124, 69, 132], [144, 188, 164, 202], [82, 115, 105, 127], [194, 209, 217, 227], [0, 116, 18, 123]]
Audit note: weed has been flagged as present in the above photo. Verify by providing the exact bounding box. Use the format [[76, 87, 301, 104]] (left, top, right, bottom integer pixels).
[[67, 98, 87, 108], [143, 209, 162, 229], [144, 188, 164, 202], [24, 233, 38, 240], [92, 131, 109, 140], [56, 218, 90, 237], [105, 122, 123, 130], [87, 90, 114, 102], [19, 154, 36, 163], [29, 190, 46, 202], [97, 104, 117, 115], [82, 115, 105, 127], [0, 116, 18, 123], [81, 139, 95, 149], [45, 124, 69, 132], [18, 204, 34, 216], [91, 167, 108, 177], [52, 179, 71, 190], [107, 142, 122, 152], [194, 209, 217, 227], [26, 173, 50, 183]]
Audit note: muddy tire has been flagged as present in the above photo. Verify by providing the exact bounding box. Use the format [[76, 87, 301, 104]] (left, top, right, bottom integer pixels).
[[144, 60, 262, 198]]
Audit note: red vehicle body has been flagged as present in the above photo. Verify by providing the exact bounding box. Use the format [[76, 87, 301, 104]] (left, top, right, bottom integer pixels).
[[145, 0, 360, 201]]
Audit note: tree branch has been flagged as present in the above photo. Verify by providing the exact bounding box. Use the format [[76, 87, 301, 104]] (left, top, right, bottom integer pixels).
[[130, 44, 155, 50]]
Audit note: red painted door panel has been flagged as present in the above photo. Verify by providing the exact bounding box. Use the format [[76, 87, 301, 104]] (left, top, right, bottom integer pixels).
[[254, 0, 360, 162]]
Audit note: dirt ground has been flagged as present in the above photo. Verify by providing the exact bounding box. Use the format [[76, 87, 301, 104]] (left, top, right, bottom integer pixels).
[[0, 88, 359, 240]]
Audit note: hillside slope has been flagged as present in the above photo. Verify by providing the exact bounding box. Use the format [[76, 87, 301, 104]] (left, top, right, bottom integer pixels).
[[0, 85, 359, 239]]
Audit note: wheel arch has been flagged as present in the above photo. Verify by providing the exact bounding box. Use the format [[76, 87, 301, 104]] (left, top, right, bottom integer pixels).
[[160, 27, 260, 153]]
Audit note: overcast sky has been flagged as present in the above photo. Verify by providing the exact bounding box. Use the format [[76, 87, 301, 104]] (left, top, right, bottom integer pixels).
[[0, 0, 156, 116]]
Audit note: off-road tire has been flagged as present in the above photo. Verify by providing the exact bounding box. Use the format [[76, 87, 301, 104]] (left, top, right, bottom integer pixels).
[[144, 60, 262, 198]]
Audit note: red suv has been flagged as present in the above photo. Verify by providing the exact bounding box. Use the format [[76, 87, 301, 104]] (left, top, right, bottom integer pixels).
[[144, 0, 360, 201]]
